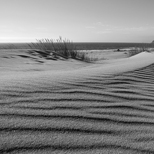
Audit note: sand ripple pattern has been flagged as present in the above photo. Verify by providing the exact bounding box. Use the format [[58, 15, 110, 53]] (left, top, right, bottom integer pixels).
[[1, 64, 154, 154]]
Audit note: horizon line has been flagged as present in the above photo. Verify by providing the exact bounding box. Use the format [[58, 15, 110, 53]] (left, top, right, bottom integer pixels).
[[0, 41, 152, 44]]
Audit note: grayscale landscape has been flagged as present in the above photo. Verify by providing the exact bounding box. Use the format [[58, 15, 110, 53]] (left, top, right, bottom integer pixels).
[[0, 0, 154, 154]]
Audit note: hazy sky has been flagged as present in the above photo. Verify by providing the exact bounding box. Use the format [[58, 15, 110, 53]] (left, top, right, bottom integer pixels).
[[0, 0, 154, 42]]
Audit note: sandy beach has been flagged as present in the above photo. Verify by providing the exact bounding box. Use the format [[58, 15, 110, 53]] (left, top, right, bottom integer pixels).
[[0, 48, 154, 154]]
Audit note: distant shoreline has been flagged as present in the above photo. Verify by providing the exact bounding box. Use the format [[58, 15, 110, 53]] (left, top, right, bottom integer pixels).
[[0, 42, 154, 50]]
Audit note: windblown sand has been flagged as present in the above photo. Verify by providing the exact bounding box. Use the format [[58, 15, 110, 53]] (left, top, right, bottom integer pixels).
[[0, 49, 154, 154]]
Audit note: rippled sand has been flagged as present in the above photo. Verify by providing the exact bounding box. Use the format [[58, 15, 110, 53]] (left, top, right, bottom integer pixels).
[[0, 49, 154, 154]]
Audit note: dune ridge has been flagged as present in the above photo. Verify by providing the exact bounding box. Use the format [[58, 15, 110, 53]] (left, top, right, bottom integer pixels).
[[0, 51, 154, 154]]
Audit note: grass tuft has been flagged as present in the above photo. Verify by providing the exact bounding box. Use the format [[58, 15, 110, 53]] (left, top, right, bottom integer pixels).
[[128, 46, 150, 57], [28, 36, 96, 62]]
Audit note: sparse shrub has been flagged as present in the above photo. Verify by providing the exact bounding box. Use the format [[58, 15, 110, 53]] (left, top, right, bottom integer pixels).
[[128, 46, 150, 57], [28, 36, 97, 62]]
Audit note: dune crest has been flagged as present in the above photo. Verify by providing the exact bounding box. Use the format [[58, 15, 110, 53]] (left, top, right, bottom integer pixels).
[[1, 51, 154, 85]]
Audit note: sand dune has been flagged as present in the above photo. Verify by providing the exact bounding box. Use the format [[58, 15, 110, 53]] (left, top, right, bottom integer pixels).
[[0, 50, 154, 154]]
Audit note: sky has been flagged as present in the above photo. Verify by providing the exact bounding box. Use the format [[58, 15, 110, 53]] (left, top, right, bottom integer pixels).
[[0, 0, 154, 43]]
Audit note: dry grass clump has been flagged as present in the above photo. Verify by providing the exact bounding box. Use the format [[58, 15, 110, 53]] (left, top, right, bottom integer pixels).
[[128, 46, 150, 57], [28, 37, 95, 62]]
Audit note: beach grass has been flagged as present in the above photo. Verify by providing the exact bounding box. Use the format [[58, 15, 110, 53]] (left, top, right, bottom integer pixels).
[[128, 46, 150, 57], [28, 37, 96, 62]]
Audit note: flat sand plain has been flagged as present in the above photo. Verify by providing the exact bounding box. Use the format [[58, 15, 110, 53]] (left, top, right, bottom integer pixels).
[[0, 49, 154, 154]]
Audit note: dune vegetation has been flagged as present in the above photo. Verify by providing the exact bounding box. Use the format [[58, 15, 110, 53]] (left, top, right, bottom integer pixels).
[[28, 36, 97, 62], [128, 46, 151, 57]]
